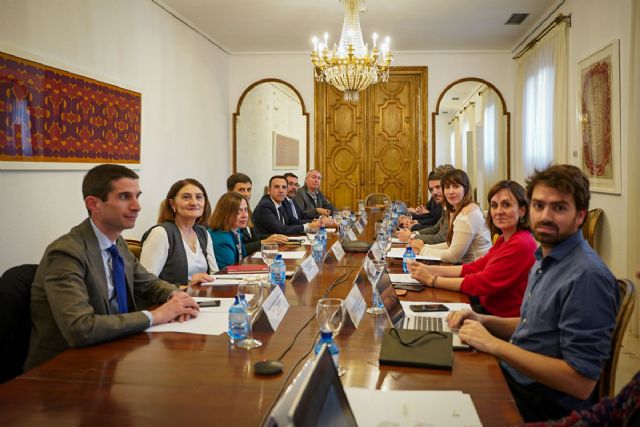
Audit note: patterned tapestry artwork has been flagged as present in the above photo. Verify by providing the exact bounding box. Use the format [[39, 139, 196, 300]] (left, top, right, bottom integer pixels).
[[0, 51, 141, 165]]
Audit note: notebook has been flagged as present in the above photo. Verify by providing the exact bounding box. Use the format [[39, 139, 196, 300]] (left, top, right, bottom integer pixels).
[[375, 269, 470, 350], [379, 327, 453, 370]]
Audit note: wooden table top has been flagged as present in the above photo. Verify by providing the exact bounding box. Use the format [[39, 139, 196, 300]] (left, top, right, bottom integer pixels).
[[0, 212, 521, 426]]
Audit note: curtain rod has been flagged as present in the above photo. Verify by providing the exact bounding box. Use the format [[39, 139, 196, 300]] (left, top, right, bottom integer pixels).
[[513, 13, 571, 60]]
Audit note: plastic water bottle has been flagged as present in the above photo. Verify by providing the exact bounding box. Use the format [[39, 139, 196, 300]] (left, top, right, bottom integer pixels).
[[341, 217, 349, 239], [228, 296, 248, 344], [319, 225, 327, 251], [314, 331, 340, 369], [403, 245, 416, 273], [313, 239, 324, 264], [270, 253, 286, 287]]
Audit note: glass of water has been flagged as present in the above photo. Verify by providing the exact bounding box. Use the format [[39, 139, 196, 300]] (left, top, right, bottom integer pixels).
[[261, 243, 278, 283]]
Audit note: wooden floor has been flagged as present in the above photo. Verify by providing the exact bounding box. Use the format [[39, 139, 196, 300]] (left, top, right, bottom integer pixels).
[[616, 332, 640, 393]]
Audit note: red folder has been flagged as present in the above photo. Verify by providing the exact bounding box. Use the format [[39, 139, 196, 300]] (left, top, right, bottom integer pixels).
[[226, 264, 269, 273]]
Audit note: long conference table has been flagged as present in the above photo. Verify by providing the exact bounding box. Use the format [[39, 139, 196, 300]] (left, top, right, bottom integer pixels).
[[0, 210, 521, 426]]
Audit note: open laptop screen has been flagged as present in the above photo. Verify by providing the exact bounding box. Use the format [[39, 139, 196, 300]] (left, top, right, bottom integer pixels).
[[289, 345, 358, 427], [375, 268, 406, 329]]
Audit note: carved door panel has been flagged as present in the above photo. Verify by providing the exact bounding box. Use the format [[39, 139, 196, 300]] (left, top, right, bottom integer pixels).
[[368, 70, 423, 203], [315, 67, 427, 209], [315, 85, 366, 210]]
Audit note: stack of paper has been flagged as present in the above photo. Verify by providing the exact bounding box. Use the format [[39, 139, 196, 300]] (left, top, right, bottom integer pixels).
[[386, 247, 441, 261], [344, 388, 482, 427], [145, 297, 234, 335]]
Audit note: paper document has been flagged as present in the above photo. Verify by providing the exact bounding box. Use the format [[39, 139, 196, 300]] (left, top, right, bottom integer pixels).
[[201, 278, 244, 286], [251, 251, 306, 259], [145, 297, 234, 335], [387, 247, 441, 261], [388, 273, 420, 284], [344, 388, 482, 427]]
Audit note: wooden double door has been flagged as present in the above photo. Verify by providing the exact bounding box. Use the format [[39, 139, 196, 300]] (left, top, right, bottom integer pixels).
[[314, 66, 428, 210]]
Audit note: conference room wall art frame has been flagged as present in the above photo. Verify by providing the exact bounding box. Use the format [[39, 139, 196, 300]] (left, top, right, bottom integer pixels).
[[578, 39, 621, 194], [0, 48, 141, 170]]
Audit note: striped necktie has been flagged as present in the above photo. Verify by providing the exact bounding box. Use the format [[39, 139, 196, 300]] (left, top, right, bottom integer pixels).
[[106, 244, 128, 313]]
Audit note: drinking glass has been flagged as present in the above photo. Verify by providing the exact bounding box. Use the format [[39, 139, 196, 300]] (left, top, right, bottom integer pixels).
[[236, 280, 264, 349], [366, 259, 387, 315], [316, 298, 346, 376], [261, 243, 278, 283]]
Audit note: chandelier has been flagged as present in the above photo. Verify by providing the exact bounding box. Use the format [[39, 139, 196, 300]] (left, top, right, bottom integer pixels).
[[310, 0, 393, 102]]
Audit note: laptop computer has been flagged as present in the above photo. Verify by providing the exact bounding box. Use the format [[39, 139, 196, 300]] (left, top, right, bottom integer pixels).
[[288, 345, 359, 427], [374, 267, 469, 350]]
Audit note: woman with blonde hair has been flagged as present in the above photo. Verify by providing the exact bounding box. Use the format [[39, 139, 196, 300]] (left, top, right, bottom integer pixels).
[[411, 169, 491, 263], [140, 179, 218, 285], [208, 192, 249, 269]]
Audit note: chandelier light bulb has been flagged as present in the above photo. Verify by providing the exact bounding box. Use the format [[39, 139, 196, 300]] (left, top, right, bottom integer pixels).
[[312, 36, 318, 52], [310, 0, 393, 102]]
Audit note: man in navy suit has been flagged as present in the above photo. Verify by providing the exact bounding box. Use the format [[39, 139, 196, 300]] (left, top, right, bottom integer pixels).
[[283, 172, 316, 223], [253, 175, 321, 236]]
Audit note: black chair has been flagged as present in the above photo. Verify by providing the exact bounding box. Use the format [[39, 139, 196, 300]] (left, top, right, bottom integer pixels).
[[0, 264, 38, 383]]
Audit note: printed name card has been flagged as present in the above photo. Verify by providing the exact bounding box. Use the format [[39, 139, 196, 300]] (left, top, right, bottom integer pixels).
[[370, 242, 383, 261], [364, 257, 381, 285], [347, 228, 357, 241], [355, 221, 364, 234], [330, 241, 346, 262], [361, 212, 368, 225], [255, 286, 289, 332], [300, 255, 320, 282], [344, 283, 366, 329]]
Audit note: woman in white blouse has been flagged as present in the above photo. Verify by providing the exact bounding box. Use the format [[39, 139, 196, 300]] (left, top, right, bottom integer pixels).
[[140, 179, 218, 285], [410, 169, 491, 263]]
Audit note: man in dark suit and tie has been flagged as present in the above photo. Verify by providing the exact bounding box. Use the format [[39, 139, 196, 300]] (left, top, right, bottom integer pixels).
[[25, 164, 200, 371], [253, 175, 321, 236]]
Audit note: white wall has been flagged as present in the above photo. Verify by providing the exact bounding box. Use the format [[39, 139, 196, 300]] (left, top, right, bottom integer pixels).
[[229, 51, 515, 179], [546, 0, 634, 279], [0, 0, 230, 273]]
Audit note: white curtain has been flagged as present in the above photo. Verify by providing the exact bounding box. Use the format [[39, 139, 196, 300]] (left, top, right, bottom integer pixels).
[[482, 88, 504, 191], [514, 23, 568, 182]]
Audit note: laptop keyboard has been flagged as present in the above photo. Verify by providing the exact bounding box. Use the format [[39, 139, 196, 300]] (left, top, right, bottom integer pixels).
[[403, 316, 447, 332]]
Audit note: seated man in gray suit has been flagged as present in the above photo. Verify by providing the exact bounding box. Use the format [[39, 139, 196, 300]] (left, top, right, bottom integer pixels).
[[25, 164, 199, 371], [294, 169, 336, 218]]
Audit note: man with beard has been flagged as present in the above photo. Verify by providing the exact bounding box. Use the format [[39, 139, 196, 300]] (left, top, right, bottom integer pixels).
[[446, 164, 620, 422]]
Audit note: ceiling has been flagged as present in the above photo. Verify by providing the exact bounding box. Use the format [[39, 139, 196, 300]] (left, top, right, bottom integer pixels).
[[158, 0, 559, 53]]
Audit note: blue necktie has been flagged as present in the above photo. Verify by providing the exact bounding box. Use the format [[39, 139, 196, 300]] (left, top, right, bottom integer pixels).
[[107, 244, 128, 313]]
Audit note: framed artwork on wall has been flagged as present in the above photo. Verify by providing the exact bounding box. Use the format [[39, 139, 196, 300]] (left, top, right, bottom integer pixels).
[[273, 132, 299, 169], [0, 50, 141, 170], [578, 39, 621, 194]]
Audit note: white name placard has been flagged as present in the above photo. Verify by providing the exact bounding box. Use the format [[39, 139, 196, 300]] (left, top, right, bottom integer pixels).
[[300, 255, 320, 282], [260, 286, 289, 331], [344, 283, 366, 328], [347, 228, 357, 241], [370, 243, 383, 261], [355, 221, 364, 234], [330, 241, 346, 262]]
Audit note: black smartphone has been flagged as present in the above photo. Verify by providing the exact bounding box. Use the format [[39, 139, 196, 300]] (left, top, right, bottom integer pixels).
[[409, 303, 449, 312], [197, 300, 221, 308]]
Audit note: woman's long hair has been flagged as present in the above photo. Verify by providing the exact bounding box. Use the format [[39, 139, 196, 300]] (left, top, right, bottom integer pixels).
[[209, 192, 246, 232], [157, 178, 211, 226], [442, 169, 473, 245], [485, 180, 530, 237]]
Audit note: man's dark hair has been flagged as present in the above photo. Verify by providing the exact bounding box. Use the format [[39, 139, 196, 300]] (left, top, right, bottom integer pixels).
[[82, 164, 138, 201], [526, 164, 590, 213], [226, 173, 252, 191], [269, 175, 287, 187], [428, 164, 455, 182], [283, 172, 298, 180]]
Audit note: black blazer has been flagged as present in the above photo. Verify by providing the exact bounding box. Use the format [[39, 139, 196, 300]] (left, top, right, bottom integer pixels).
[[282, 197, 314, 224], [253, 195, 305, 236]]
